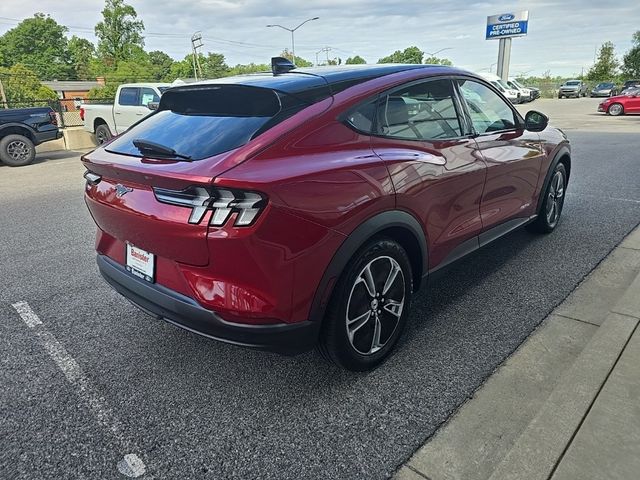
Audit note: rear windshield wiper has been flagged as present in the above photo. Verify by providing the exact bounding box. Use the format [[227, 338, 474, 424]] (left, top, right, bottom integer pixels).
[[132, 139, 192, 161]]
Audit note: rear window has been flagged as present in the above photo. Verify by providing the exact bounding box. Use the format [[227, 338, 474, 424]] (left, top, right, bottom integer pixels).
[[106, 85, 307, 161]]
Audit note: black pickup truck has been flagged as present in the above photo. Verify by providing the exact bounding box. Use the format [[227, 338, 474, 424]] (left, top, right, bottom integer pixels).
[[0, 106, 62, 166]]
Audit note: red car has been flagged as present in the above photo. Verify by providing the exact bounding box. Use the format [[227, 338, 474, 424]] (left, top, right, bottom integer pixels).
[[82, 59, 571, 370], [598, 88, 640, 116]]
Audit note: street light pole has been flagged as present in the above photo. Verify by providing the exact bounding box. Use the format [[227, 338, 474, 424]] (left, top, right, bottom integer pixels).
[[267, 17, 319, 62], [425, 47, 453, 57]]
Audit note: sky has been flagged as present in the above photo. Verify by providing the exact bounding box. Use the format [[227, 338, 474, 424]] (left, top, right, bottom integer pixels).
[[1, 0, 639, 77]]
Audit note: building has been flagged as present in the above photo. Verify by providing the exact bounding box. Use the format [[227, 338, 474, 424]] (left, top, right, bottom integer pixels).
[[42, 79, 104, 111]]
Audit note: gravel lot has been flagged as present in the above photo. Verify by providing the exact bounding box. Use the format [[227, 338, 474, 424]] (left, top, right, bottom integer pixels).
[[1, 99, 639, 479]]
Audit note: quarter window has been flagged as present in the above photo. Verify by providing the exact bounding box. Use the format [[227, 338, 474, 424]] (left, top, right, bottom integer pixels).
[[377, 79, 463, 140], [458, 79, 517, 134]]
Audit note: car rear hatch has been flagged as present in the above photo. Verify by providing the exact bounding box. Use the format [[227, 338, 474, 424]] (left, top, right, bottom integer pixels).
[[83, 83, 317, 266]]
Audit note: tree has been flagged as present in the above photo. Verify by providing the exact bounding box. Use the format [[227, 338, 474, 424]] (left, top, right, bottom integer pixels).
[[148, 50, 174, 81], [345, 55, 366, 65], [201, 52, 229, 78], [95, 0, 145, 67], [423, 56, 453, 66], [68, 36, 95, 80], [0, 13, 72, 79], [586, 41, 619, 81], [0, 64, 57, 103], [281, 50, 313, 67], [378, 46, 423, 64], [228, 63, 270, 76], [622, 31, 640, 78]]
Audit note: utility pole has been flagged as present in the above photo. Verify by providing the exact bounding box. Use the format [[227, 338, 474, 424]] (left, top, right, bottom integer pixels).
[[322, 46, 332, 64], [191, 32, 204, 80]]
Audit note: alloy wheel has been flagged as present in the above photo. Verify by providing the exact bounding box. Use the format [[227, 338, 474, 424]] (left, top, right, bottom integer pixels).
[[608, 104, 623, 116], [546, 170, 565, 227], [6, 140, 30, 162], [345, 256, 405, 355]]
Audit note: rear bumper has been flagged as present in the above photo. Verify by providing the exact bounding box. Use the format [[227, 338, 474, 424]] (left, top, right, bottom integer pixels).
[[97, 255, 320, 355]]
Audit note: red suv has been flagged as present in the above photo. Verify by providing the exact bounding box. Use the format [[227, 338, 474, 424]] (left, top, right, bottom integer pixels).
[[83, 60, 571, 370]]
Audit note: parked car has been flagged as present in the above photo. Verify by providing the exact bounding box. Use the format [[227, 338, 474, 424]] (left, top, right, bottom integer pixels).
[[509, 78, 538, 101], [0, 106, 61, 166], [620, 79, 640, 94], [598, 88, 640, 116], [558, 80, 588, 98], [81, 83, 170, 144], [507, 78, 533, 102], [82, 59, 571, 371], [590, 82, 618, 97], [479, 73, 521, 103]]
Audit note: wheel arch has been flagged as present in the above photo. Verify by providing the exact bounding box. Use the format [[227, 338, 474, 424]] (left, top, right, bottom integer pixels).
[[0, 124, 36, 143], [536, 145, 571, 214], [307, 210, 428, 324]]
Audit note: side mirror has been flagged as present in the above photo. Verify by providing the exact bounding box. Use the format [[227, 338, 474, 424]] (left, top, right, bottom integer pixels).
[[524, 110, 549, 132], [147, 102, 159, 111]]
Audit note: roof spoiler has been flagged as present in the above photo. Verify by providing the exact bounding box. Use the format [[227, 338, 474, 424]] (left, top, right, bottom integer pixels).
[[271, 57, 296, 75]]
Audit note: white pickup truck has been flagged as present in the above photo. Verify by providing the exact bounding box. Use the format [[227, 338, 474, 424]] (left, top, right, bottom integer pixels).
[[81, 83, 170, 144]]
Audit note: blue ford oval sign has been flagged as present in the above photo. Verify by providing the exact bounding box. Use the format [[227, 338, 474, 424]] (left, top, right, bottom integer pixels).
[[486, 11, 529, 40], [498, 14, 515, 21]]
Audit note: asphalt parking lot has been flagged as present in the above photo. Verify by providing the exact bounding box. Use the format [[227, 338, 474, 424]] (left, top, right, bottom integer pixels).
[[1, 98, 639, 479]]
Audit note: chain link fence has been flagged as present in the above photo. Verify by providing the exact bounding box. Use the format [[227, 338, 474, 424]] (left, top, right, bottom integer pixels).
[[0, 98, 110, 127]]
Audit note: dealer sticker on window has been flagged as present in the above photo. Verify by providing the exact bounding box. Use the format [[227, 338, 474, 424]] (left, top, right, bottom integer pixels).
[[126, 243, 155, 282]]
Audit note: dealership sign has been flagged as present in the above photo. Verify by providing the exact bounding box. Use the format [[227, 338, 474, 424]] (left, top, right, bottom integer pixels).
[[486, 11, 529, 40]]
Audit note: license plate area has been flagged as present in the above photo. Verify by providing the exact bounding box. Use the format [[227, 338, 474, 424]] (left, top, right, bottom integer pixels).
[[126, 243, 155, 283]]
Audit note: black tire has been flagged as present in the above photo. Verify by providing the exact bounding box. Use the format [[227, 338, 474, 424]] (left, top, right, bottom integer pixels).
[[0, 134, 36, 167], [527, 163, 567, 234], [607, 103, 624, 116], [317, 238, 413, 371], [95, 123, 112, 145], [558, 94, 563, 99]]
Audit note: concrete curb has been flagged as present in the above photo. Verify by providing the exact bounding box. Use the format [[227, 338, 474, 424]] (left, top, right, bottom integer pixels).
[[396, 224, 640, 480]]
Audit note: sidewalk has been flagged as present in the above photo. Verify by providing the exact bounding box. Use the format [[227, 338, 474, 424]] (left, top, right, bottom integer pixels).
[[396, 225, 640, 480]]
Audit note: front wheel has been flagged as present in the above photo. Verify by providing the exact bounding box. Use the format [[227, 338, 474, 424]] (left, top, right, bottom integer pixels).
[[608, 103, 624, 116], [318, 238, 413, 371], [527, 163, 567, 234], [0, 134, 36, 167]]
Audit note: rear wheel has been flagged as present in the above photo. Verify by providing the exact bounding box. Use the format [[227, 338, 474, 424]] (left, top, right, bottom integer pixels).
[[318, 238, 413, 371], [95, 124, 112, 145], [608, 103, 624, 116], [527, 163, 567, 234], [0, 134, 36, 167]]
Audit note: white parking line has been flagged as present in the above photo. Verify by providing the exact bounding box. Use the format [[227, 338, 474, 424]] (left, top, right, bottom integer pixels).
[[11, 301, 147, 478]]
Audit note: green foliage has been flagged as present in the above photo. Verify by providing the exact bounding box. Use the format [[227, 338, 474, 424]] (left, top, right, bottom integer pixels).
[[281, 50, 313, 67], [148, 50, 174, 81], [622, 31, 640, 78], [0, 13, 73, 80], [345, 55, 366, 65], [95, 0, 144, 66], [586, 41, 619, 81], [423, 56, 452, 66], [378, 46, 424, 64], [227, 63, 270, 76], [0, 64, 58, 102], [68, 36, 95, 80], [87, 83, 118, 100]]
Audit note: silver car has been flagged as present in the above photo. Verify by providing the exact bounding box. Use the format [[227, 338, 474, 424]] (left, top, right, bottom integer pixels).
[[558, 80, 588, 98]]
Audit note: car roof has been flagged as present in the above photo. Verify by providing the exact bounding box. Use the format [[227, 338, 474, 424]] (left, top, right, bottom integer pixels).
[[179, 64, 467, 95], [119, 83, 172, 88]]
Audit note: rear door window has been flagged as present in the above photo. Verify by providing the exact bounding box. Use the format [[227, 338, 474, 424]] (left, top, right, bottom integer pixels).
[[118, 87, 139, 106], [106, 85, 308, 161]]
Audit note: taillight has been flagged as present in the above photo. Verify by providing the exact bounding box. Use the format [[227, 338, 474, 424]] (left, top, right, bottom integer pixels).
[[153, 186, 267, 227], [49, 111, 58, 126], [79, 107, 85, 122]]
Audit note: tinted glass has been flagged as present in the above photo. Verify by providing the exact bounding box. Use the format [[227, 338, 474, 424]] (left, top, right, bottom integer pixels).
[[139, 87, 160, 106], [458, 79, 517, 134], [376, 79, 462, 140], [106, 85, 307, 161], [119, 87, 138, 106], [346, 100, 377, 133]]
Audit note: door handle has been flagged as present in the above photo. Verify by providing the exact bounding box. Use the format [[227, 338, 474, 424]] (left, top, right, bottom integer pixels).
[[377, 151, 446, 165]]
